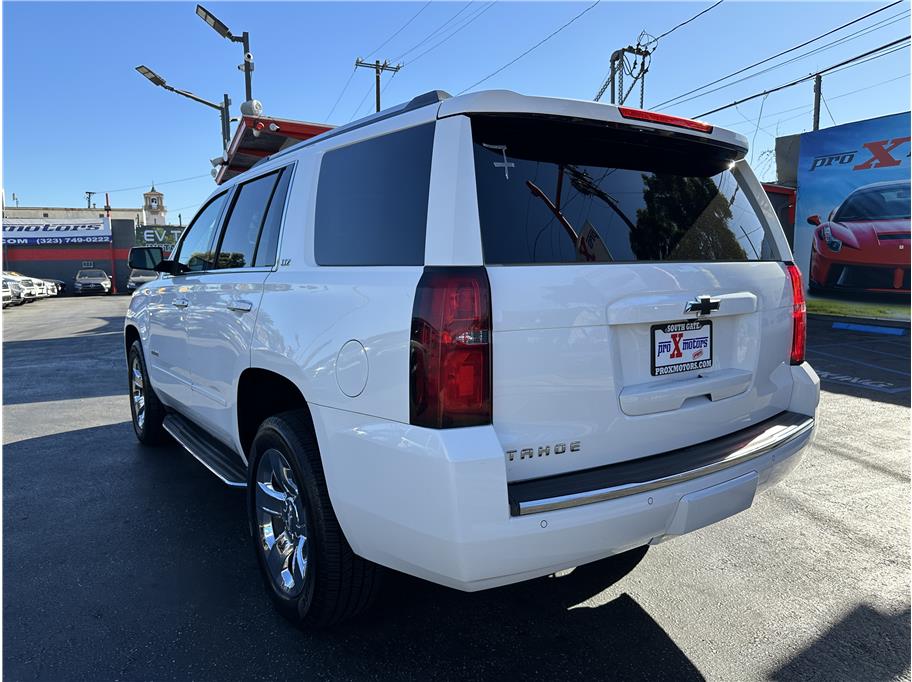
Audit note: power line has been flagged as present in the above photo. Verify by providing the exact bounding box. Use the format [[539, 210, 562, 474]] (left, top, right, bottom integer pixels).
[[821, 93, 838, 126], [366, 1, 432, 59], [826, 40, 908, 73], [663, 9, 908, 111], [349, 80, 376, 122], [104, 174, 211, 195], [392, 2, 474, 63], [653, 0, 903, 109], [694, 35, 910, 118], [594, 0, 723, 105], [715, 71, 911, 129], [458, 0, 601, 95], [326, 66, 357, 120], [651, 0, 725, 44], [666, 9, 908, 111], [405, 2, 497, 66]]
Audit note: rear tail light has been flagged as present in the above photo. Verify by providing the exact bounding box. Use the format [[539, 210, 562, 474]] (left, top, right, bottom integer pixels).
[[786, 263, 806, 365], [410, 267, 492, 428], [618, 106, 714, 133]]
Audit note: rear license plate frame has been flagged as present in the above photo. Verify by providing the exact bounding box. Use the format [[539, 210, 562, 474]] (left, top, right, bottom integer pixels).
[[651, 319, 713, 376]]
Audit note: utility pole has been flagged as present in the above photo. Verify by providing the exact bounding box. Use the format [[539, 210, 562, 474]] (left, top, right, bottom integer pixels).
[[595, 45, 651, 106], [812, 74, 822, 131], [85, 191, 96, 209], [355, 58, 402, 112]]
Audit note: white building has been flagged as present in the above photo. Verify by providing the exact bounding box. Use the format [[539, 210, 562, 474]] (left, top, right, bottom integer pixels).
[[3, 186, 168, 226]]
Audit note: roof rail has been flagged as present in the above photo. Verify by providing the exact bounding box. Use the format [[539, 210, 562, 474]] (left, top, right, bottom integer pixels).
[[266, 90, 451, 164]]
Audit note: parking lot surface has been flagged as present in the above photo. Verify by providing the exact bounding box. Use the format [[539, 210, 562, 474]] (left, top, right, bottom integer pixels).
[[3, 297, 909, 681]]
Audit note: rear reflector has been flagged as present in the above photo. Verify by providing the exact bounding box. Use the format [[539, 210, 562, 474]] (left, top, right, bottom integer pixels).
[[618, 106, 714, 133], [410, 267, 492, 428], [786, 263, 806, 365]]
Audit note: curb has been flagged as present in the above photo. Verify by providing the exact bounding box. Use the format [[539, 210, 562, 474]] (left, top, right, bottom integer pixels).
[[808, 312, 910, 331]]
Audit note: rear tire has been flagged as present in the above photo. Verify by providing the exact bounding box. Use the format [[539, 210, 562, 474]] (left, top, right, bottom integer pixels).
[[127, 339, 167, 445], [247, 410, 382, 628]]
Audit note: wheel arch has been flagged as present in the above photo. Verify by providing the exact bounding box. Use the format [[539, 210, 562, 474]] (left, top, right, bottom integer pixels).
[[124, 324, 141, 359], [236, 367, 316, 460]]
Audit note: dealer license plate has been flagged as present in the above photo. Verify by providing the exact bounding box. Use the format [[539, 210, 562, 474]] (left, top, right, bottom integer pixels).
[[651, 320, 713, 376]]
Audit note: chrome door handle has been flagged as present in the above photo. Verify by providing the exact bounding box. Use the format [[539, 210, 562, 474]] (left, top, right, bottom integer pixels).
[[227, 300, 253, 312], [172, 298, 189, 309]]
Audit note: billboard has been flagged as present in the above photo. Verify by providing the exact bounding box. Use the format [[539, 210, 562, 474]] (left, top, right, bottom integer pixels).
[[793, 113, 910, 309], [134, 224, 184, 255], [2, 218, 111, 245]]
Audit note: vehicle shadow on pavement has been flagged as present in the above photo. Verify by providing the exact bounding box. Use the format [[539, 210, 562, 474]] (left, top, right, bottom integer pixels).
[[769, 603, 911, 681], [806, 319, 910, 408], [337, 551, 706, 680], [3, 421, 704, 681]]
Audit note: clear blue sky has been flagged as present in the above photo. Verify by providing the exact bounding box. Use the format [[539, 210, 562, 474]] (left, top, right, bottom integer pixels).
[[4, 1, 910, 221]]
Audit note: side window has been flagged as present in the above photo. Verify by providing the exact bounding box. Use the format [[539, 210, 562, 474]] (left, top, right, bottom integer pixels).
[[215, 171, 281, 269], [175, 192, 229, 272], [314, 123, 434, 266], [254, 168, 292, 267]]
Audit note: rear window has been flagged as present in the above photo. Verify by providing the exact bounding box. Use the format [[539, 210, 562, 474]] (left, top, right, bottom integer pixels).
[[314, 123, 434, 266], [471, 116, 779, 265]]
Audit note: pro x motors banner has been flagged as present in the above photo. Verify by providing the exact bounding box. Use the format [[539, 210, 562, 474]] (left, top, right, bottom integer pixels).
[[793, 112, 911, 298], [2, 218, 112, 245]]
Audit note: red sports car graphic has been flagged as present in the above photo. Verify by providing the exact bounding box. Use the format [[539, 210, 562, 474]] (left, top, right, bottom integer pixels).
[[808, 179, 911, 293]]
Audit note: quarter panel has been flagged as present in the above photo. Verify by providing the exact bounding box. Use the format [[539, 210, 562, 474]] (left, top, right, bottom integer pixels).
[[252, 267, 424, 423]]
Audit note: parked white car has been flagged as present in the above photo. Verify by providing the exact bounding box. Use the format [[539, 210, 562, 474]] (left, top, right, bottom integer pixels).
[[3, 272, 39, 302], [125, 90, 819, 628]]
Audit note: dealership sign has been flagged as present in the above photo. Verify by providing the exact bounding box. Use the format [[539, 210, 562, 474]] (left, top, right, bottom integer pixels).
[[794, 112, 911, 298], [2, 218, 112, 245], [134, 224, 184, 254]]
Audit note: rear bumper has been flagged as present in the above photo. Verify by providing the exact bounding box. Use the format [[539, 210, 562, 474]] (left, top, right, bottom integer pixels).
[[508, 411, 812, 516], [312, 363, 819, 592]]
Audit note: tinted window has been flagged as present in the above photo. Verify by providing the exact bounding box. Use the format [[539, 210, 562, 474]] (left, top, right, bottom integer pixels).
[[77, 269, 106, 278], [254, 168, 292, 267], [216, 172, 281, 269], [472, 116, 778, 265], [176, 192, 229, 272], [315, 123, 434, 266]]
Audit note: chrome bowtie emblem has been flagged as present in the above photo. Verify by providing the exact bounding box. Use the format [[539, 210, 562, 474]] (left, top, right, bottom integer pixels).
[[684, 296, 721, 316]]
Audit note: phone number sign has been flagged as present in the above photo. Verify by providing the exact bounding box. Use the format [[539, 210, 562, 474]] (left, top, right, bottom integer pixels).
[[2, 218, 112, 245]]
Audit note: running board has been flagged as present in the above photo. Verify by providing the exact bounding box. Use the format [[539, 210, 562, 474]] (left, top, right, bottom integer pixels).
[[163, 413, 247, 487]]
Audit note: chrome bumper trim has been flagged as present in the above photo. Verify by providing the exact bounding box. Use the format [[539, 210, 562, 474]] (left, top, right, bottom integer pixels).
[[515, 415, 814, 516]]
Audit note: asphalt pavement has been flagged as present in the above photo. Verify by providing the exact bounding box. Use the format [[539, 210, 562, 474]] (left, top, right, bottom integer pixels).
[[3, 296, 909, 681]]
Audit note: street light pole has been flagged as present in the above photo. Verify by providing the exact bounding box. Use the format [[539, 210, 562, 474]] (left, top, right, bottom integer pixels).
[[195, 5, 259, 114], [240, 31, 252, 104], [135, 65, 232, 151]]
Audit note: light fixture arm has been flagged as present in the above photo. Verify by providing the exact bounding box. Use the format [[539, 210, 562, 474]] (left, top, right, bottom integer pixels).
[[162, 84, 223, 111]]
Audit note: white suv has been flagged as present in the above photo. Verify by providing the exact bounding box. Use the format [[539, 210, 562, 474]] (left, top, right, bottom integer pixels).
[[125, 90, 819, 628]]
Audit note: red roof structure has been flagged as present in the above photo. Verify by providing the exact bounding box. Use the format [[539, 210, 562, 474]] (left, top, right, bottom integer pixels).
[[215, 115, 333, 184]]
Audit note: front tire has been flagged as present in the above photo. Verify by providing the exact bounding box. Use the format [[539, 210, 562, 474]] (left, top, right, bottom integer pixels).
[[248, 411, 382, 628], [127, 339, 167, 444]]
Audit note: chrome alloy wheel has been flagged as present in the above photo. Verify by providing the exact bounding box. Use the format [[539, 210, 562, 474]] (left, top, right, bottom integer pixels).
[[130, 356, 145, 430], [255, 449, 309, 597]]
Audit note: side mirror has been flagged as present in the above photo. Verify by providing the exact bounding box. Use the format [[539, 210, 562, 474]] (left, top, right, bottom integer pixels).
[[807, 214, 821, 226], [129, 247, 163, 271]]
